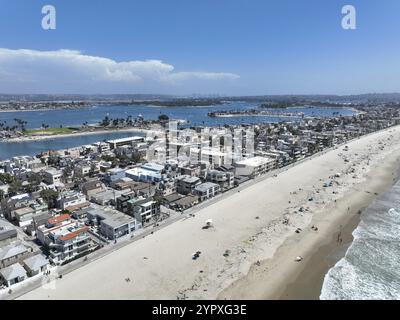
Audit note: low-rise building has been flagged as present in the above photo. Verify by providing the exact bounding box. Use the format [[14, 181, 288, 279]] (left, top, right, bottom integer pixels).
[[104, 168, 126, 185], [57, 191, 88, 211], [179, 165, 201, 177], [125, 163, 164, 183], [106, 136, 144, 149], [22, 254, 49, 276], [127, 198, 160, 225], [90, 189, 123, 206], [206, 170, 234, 190], [92, 141, 110, 153], [0, 263, 27, 287], [0, 218, 18, 247], [0, 243, 32, 269], [87, 208, 140, 240], [116, 193, 135, 214], [113, 178, 156, 197], [234, 156, 276, 177], [193, 182, 220, 201], [13, 198, 48, 228], [36, 214, 91, 264], [171, 195, 199, 211], [81, 180, 106, 200], [42, 168, 62, 185], [176, 175, 201, 195], [26, 213, 52, 237], [74, 163, 91, 177]]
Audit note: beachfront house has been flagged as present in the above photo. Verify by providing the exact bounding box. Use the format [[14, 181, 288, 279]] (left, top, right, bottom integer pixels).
[[206, 170, 234, 190], [162, 193, 199, 211], [176, 175, 201, 195], [234, 156, 276, 178], [87, 208, 140, 240], [127, 197, 160, 225], [22, 254, 49, 276], [0, 243, 32, 269], [0, 263, 27, 287], [36, 214, 92, 264], [106, 136, 144, 150], [193, 182, 220, 202]]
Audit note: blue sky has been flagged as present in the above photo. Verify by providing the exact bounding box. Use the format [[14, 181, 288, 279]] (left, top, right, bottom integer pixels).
[[0, 0, 399, 95]]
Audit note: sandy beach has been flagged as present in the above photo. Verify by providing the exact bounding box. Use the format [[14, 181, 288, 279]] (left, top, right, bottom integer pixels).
[[17, 125, 400, 300], [2, 127, 149, 143], [220, 151, 400, 300]]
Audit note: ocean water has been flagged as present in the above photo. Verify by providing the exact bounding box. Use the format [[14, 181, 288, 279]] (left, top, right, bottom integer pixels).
[[0, 131, 145, 160], [0, 103, 354, 129], [320, 181, 400, 300], [0, 103, 355, 160]]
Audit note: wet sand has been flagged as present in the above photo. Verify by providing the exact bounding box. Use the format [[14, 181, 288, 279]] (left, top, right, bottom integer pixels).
[[219, 148, 400, 300]]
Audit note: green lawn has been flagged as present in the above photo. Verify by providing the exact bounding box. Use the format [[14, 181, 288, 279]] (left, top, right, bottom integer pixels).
[[23, 127, 78, 135]]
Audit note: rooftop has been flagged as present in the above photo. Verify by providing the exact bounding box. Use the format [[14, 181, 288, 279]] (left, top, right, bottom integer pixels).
[[178, 175, 201, 184], [194, 182, 219, 192], [235, 156, 275, 167], [58, 226, 89, 242], [23, 254, 49, 271], [0, 244, 28, 261], [43, 167, 61, 175], [88, 208, 134, 228], [0, 263, 27, 281], [47, 214, 70, 225], [106, 136, 144, 144], [0, 218, 17, 241], [140, 163, 164, 172]]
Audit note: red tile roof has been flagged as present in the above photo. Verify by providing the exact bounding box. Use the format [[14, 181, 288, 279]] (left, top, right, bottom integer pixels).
[[58, 226, 89, 242], [47, 214, 70, 225], [64, 202, 90, 212]]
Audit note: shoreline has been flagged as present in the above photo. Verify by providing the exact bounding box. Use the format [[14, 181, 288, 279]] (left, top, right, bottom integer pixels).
[[0, 108, 88, 113], [15, 126, 400, 300], [0, 127, 149, 143], [219, 144, 400, 300]]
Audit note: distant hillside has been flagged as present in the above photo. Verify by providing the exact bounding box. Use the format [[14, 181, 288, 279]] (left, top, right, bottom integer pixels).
[[2, 93, 400, 104]]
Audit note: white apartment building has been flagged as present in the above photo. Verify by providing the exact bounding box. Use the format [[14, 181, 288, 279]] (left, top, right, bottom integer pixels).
[[57, 191, 88, 211], [42, 168, 62, 185], [36, 214, 91, 264], [234, 156, 276, 177]]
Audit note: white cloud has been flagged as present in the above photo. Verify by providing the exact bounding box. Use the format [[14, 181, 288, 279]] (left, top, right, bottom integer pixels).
[[0, 48, 239, 94]]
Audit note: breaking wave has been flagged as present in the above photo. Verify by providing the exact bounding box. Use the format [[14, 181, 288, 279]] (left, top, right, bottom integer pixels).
[[320, 182, 400, 300]]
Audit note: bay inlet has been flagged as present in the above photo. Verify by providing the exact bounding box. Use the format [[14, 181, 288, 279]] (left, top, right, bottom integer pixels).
[[0, 103, 355, 160]]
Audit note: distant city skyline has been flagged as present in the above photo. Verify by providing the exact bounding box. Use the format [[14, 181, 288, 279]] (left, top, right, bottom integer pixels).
[[1, 0, 400, 95]]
